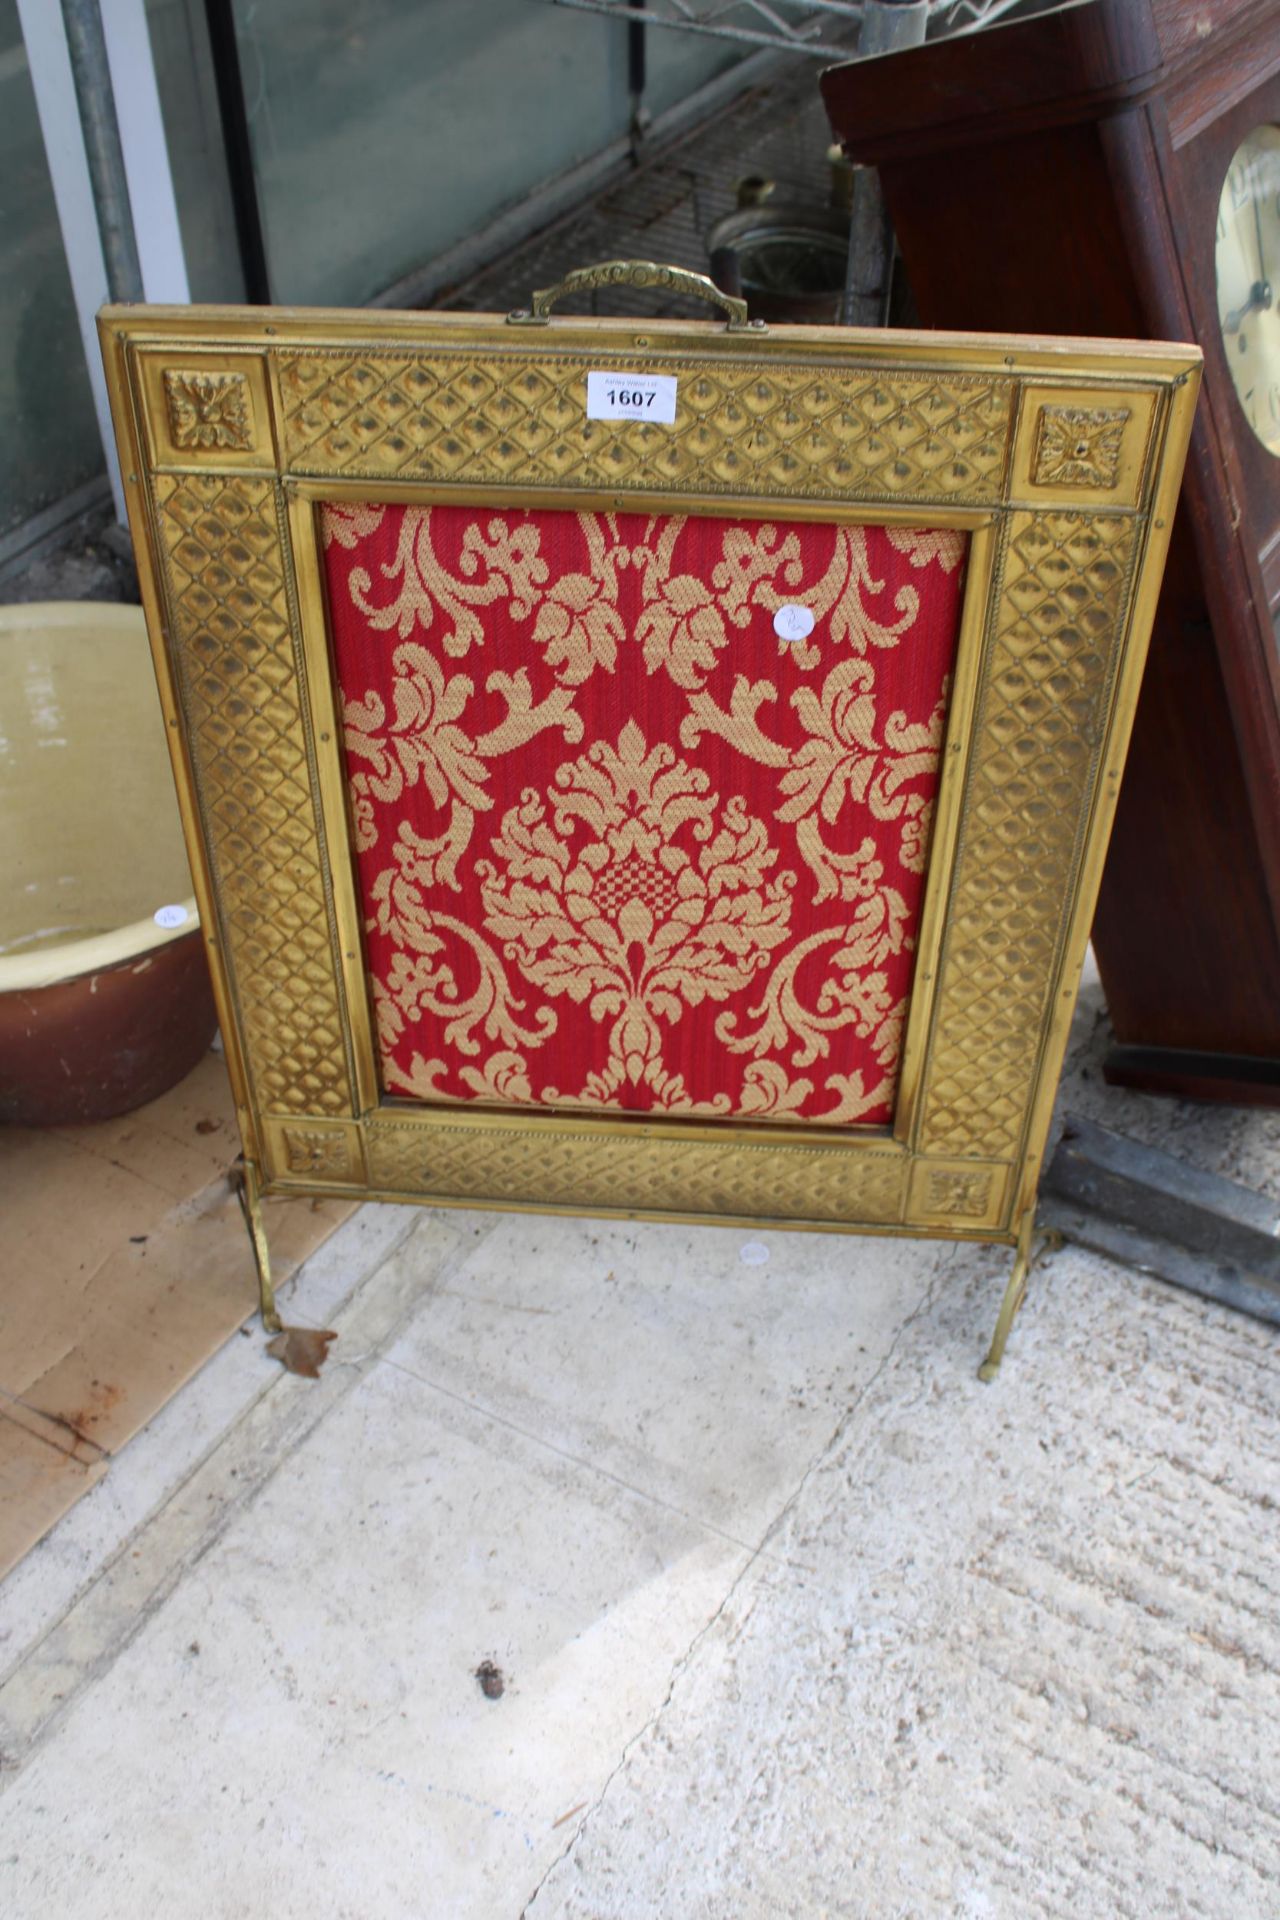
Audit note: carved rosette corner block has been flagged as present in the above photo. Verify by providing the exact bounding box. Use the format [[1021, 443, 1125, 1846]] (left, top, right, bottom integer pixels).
[[923, 1169, 995, 1219], [1032, 405, 1130, 489], [163, 370, 254, 451], [282, 1127, 350, 1177]]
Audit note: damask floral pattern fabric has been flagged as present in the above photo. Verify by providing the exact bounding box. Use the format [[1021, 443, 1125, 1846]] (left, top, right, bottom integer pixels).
[[322, 504, 966, 1126]]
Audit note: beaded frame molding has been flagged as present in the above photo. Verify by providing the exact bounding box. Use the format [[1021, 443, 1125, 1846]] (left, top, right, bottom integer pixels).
[[100, 272, 1199, 1374]]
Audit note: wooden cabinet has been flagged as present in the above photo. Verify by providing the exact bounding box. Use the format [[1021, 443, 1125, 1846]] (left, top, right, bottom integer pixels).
[[824, 0, 1280, 1102]]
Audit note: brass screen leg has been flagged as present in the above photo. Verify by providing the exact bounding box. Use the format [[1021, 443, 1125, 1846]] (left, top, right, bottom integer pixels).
[[237, 1158, 282, 1334], [978, 1215, 1061, 1382]]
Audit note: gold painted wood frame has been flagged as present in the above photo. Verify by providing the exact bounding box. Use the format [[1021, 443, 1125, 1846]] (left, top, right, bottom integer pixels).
[[99, 295, 1199, 1365]]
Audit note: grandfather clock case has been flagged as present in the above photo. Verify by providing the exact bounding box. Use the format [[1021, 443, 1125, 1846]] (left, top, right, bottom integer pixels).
[[826, 0, 1280, 1104]]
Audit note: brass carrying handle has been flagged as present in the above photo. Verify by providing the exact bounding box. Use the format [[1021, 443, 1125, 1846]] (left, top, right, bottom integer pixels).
[[507, 258, 760, 332]]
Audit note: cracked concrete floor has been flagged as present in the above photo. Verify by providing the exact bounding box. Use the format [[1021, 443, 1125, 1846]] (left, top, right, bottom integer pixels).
[[1, 969, 1278, 1919]]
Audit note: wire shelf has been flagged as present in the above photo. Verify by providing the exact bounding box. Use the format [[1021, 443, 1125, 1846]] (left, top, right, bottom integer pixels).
[[544, 0, 1074, 60]]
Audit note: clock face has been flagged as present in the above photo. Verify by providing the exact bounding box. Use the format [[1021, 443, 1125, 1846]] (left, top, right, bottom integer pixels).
[[1216, 125, 1280, 457]]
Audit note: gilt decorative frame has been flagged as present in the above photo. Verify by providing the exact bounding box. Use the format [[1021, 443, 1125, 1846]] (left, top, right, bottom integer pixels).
[[99, 285, 1199, 1371]]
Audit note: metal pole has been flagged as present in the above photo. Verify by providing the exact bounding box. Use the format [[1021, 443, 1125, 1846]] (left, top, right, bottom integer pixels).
[[59, 0, 143, 303], [103, 0, 190, 305], [203, 0, 272, 304], [840, 0, 928, 326], [628, 0, 650, 155]]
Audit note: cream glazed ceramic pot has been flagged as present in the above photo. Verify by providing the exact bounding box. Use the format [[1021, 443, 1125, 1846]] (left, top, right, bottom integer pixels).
[[0, 601, 217, 1123]]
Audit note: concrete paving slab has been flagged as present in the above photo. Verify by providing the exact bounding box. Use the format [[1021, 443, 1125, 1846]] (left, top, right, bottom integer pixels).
[[385, 1211, 937, 1549], [0, 1333, 749, 1920], [523, 1240, 1280, 1920]]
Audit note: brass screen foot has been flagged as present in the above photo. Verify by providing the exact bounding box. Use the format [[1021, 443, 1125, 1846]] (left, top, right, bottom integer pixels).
[[978, 1218, 1062, 1382], [236, 1157, 282, 1334]]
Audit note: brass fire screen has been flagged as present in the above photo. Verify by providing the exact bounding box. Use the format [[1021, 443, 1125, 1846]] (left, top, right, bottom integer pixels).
[[100, 272, 1199, 1371]]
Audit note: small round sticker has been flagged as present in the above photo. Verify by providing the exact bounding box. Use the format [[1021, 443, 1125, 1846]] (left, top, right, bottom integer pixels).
[[773, 604, 815, 642], [739, 1241, 770, 1267], [153, 904, 190, 930]]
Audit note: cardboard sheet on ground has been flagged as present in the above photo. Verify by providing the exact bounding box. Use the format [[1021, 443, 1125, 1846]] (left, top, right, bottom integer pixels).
[[0, 1051, 352, 1576]]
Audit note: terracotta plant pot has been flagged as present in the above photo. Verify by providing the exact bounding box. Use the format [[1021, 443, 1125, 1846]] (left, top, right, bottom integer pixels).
[[0, 602, 218, 1125]]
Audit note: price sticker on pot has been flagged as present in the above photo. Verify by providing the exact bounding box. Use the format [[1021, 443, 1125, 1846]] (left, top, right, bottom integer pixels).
[[587, 372, 678, 424], [153, 904, 190, 929]]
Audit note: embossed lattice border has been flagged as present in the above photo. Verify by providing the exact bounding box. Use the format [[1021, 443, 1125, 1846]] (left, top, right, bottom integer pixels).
[[150, 472, 354, 1117], [916, 509, 1139, 1165], [275, 349, 1014, 504], [365, 1120, 907, 1225], [100, 305, 1199, 1247]]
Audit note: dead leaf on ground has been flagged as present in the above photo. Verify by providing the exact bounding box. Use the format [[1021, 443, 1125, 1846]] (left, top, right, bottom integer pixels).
[[266, 1326, 338, 1378], [474, 1660, 506, 1700]]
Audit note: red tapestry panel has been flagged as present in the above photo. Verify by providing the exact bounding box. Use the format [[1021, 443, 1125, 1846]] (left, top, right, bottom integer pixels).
[[322, 504, 966, 1126]]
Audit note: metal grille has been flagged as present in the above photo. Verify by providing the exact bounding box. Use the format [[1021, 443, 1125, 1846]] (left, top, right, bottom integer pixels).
[[439, 65, 840, 321]]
